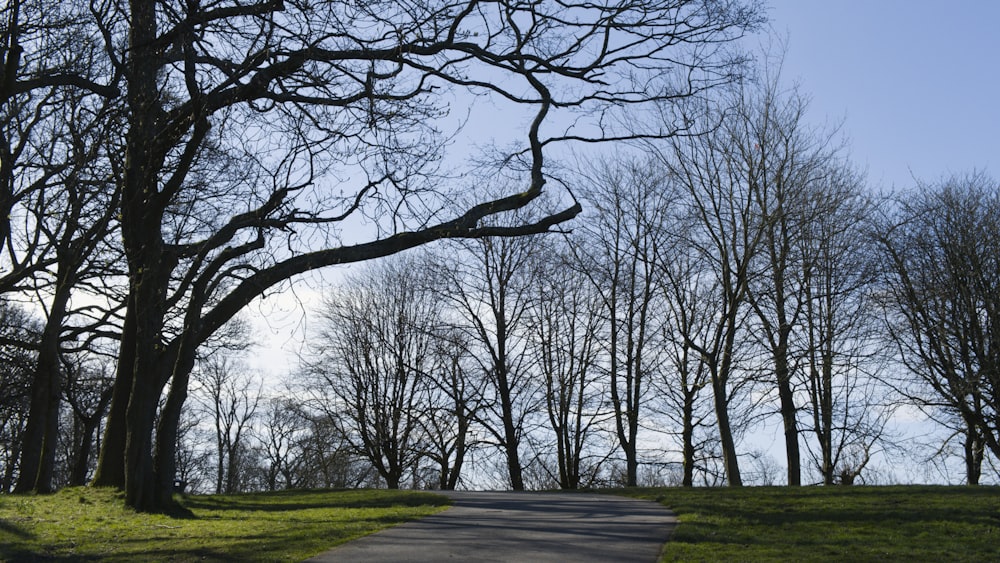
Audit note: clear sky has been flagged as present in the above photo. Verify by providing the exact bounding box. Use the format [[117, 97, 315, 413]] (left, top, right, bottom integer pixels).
[[765, 0, 999, 190]]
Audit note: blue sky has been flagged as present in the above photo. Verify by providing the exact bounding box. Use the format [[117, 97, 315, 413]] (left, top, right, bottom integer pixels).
[[765, 1, 998, 190]]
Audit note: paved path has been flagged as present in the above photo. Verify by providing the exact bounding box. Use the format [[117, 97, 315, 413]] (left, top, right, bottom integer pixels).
[[306, 490, 676, 562]]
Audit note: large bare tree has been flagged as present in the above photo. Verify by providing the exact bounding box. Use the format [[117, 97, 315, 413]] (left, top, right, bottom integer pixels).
[[656, 218, 718, 487], [433, 226, 542, 490], [797, 164, 890, 485], [569, 157, 672, 486], [305, 256, 442, 489], [735, 71, 843, 487], [527, 241, 608, 489], [655, 97, 769, 487], [877, 173, 1000, 484], [2, 0, 124, 494]]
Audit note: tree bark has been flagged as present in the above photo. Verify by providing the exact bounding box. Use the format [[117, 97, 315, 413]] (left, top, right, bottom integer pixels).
[[14, 280, 71, 493], [496, 367, 524, 491], [92, 303, 135, 488], [682, 391, 696, 487], [153, 345, 196, 508], [775, 347, 801, 486], [711, 370, 742, 487]]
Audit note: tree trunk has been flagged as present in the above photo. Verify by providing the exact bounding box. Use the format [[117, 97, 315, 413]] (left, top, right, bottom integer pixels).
[[92, 303, 135, 488], [121, 252, 174, 511], [964, 425, 983, 486], [123, 375, 158, 511], [117, 0, 178, 513], [775, 349, 801, 486], [820, 352, 835, 486], [498, 376, 524, 490], [710, 362, 742, 486], [682, 392, 696, 487], [446, 410, 468, 490], [70, 410, 105, 487], [153, 346, 196, 507], [494, 316, 524, 490], [14, 285, 71, 493]]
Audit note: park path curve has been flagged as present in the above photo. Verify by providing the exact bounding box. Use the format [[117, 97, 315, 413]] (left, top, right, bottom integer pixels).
[[305, 490, 676, 562]]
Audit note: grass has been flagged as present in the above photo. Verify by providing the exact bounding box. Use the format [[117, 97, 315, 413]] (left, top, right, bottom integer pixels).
[[0, 486, 450, 562], [617, 485, 1000, 562], [5, 485, 999, 562]]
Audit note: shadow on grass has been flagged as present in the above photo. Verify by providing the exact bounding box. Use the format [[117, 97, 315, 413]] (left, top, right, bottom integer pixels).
[[0, 550, 103, 562], [0, 518, 34, 539], [181, 489, 451, 514], [618, 485, 1000, 561]]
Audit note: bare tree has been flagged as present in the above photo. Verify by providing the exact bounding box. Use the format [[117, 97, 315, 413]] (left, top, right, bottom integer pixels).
[[527, 242, 609, 489], [656, 225, 718, 487], [795, 164, 892, 485], [2, 0, 123, 494], [877, 172, 1000, 484], [192, 354, 262, 494], [568, 157, 673, 487], [655, 104, 769, 486], [417, 326, 481, 490], [724, 67, 850, 487], [656, 64, 889, 488], [305, 256, 442, 489], [0, 300, 37, 491], [737, 82, 819, 487], [432, 225, 544, 490]]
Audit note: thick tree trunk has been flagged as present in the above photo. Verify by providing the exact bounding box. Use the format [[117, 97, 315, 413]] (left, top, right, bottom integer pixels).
[[775, 350, 801, 486], [14, 285, 71, 493], [92, 303, 135, 488], [116, 0, 179, 513], [153, 345, 196, 507], [498, 377, 524, 490], [123, 373, 158, 511], [120, 246, 174, 511], [118, 235, 175, 511], [964, 425, 983, 486], [710, 362, 741, 486], [13, 355, 53, 493]]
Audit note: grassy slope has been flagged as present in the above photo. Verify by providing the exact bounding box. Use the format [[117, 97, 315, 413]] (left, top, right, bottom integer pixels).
[[0, 487, 450, 562], [618, 485, 1000, 562], [5, 485, 1000, 562]]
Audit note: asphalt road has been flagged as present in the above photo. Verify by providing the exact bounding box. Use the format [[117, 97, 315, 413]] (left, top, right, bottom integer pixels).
[[305, 490, 677, 562]]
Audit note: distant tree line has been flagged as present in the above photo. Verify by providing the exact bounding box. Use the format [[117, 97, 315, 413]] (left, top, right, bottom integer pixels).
[[290, 70, 1000, 489]]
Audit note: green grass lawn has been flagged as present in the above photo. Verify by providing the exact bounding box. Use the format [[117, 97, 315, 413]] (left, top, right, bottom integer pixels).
[[618, 485, 1000, 562], [5, 485, 1000, 562], [0, 487, 450, 562]]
